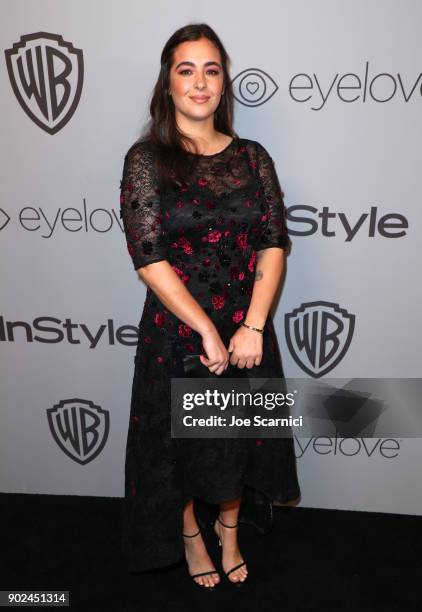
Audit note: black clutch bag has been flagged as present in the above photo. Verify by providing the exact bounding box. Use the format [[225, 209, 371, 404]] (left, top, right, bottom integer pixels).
[[182, 354, 249, 378]]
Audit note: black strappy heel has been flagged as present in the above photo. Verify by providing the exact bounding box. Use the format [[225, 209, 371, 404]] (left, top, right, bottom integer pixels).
[[214, 515, 248, 587], [182, 527, 220, 590]]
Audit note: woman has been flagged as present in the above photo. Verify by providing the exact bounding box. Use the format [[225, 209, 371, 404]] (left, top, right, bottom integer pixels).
[[119, 23, 301, 589]]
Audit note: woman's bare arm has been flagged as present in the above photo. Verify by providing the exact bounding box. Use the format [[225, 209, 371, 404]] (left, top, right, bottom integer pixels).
[[138, 261, 230, 373], [244, 248, 285, 328], [226, 248, 285, 369], [136, 260, 216, 337]]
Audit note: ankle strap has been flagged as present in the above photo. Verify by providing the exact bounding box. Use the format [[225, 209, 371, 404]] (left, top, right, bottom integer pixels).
[[182, 527, 201, 537], [217, 514, 239, 528]]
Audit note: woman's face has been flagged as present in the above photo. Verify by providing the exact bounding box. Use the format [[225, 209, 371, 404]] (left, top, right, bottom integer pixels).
[[169, 37, 225, 124]]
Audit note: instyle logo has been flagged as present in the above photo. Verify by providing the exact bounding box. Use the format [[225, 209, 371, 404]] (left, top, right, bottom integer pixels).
[[232, 61, 421, 109], [287, 205, 408, 241], [285, 301, 355, 378], [5, 32, 83, 134], [47, 399, 109, 465], [0, 315, 138, 347], [295, 432, 401, 459]]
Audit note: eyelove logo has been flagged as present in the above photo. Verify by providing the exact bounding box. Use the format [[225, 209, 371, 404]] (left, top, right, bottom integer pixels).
[[232, 61, 421, 109], [295, 432, 401, 459], [0, 200, 123, 238], [232, 68, 278, 107], [5, 32, 83, 134], [289, 61, 422, 110]]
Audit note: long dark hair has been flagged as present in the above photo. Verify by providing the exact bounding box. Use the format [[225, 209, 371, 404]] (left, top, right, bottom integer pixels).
[[135, 22, 237, 190]]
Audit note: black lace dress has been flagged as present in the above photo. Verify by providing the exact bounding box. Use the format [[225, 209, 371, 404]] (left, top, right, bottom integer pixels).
[[119, 136, 301, 572]]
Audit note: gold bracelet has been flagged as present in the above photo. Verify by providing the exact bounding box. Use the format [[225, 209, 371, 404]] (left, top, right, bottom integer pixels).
[[242, 322, 264, 334]]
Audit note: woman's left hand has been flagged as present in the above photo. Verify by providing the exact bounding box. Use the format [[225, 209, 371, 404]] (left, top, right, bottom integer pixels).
[[226, 325, 263, 369]]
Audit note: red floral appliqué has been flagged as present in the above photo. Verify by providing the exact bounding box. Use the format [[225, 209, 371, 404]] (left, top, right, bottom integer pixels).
[[212, 295, 225, 310], [172, 265, 189, 283], [207, 230, 221, 243], [154, 312, 166, 326], [172, 236, 193, 254], [248, 250, 257, 272], [178, 324, 192, 337], [236, 233, 248, 252], [232, 310, 244, 323]]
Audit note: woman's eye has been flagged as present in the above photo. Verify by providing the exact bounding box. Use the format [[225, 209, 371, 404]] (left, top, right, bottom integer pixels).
[[178, 69, 220, 76]]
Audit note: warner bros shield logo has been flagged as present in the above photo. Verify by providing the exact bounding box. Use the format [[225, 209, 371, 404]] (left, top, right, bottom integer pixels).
[[47, 399, 110, 465], [5, 32, 84, 134], [285, 301, 355, 378]]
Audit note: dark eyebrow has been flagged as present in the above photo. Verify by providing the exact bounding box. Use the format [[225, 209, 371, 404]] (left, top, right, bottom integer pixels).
[[175, 60, 222, 69]]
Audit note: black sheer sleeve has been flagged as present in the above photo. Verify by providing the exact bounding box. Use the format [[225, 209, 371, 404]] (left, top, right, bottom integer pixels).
[[255, 142, 290, 251], [119, 142, 168, 270]]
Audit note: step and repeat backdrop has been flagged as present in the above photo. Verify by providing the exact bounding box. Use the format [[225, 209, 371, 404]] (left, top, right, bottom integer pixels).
[[1, 0, 421, 515]]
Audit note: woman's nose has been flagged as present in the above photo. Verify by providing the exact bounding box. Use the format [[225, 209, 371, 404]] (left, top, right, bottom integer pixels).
[[194, 76, 206, 89]]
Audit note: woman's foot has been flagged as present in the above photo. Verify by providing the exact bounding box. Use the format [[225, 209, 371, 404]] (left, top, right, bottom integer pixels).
[[183, 527, 221, 588], [213, 515, 248, 584]]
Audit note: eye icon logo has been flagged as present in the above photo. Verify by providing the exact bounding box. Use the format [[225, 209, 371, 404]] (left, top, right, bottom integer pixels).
[[4, 32, 84, 135], [47, 398, 109, 465], [285, 301, 355, 378], [231, 68, 278, 107], [0, 209, 11, 231]]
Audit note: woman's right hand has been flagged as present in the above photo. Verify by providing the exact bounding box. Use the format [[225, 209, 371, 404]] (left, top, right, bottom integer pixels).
[[199, 327, 230, 375]]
